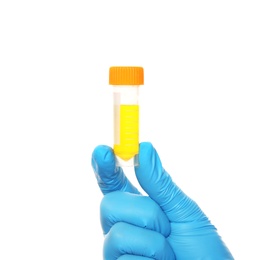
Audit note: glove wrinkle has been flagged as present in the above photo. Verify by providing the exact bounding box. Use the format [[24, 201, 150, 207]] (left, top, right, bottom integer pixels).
[[100, 191, 171, 237], [103, 222, 175, 260]]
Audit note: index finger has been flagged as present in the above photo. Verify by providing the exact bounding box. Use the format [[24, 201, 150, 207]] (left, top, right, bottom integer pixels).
[[91, 145, 140, 195]]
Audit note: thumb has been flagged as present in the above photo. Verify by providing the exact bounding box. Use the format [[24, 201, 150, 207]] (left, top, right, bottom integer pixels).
[[135, 142, 207, 222], [91, 145, 140, 195]]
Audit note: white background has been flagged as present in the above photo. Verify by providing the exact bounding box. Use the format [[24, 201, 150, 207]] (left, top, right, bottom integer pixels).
[[0, 0, 252, 259]]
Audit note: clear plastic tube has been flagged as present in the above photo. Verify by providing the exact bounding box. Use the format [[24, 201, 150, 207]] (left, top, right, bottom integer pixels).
[[109, 66, 144, 167]]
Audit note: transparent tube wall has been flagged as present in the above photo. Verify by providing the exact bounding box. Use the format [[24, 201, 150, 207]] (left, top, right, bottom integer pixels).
[[113, 85, 140, 167]]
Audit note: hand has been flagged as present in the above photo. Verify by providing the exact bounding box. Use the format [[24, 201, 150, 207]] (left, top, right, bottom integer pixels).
[[91, 142, 234, 260]]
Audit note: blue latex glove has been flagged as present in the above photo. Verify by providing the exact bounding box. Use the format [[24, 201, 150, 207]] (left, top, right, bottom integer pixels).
[[91, 142, 234, 260]]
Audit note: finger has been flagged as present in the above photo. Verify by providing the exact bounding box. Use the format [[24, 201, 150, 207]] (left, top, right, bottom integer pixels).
[[104, 222, 175, 260], [135, 142, 206, 222], [91, 145, 140, 195], [100, 191, 170, 237]]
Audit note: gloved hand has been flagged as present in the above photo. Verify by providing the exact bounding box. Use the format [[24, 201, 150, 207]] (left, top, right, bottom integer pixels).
[[91, 142, 234, 260]]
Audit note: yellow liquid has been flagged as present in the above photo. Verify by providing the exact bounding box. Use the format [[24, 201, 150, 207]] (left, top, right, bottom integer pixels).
[[114, 105, 139, 161]]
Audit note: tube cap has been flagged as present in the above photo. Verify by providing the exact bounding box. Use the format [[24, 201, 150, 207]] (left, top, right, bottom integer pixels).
[[109, 66, 144, 85]]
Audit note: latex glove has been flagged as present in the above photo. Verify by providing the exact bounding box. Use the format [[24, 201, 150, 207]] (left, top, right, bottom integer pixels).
[[92, 142, 234, 260]]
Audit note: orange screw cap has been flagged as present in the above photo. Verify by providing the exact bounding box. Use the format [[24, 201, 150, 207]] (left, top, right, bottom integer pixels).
[[109, 66, 144, 85]]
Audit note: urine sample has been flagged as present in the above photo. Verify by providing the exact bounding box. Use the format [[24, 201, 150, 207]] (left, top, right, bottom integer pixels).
[[109, 66, 144, 167]]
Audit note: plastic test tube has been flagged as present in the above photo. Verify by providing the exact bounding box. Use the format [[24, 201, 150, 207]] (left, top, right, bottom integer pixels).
[[109, 66, 144, 167]]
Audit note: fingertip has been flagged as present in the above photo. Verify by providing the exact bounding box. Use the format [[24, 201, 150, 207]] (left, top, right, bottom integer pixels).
[[139, 141, 154, 152], [91, 145, 117, 189], [92, 145, 115, 172], [91, 144, 140, 195], [92, 145, 114, 162], [137, 142, 160, 171]]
